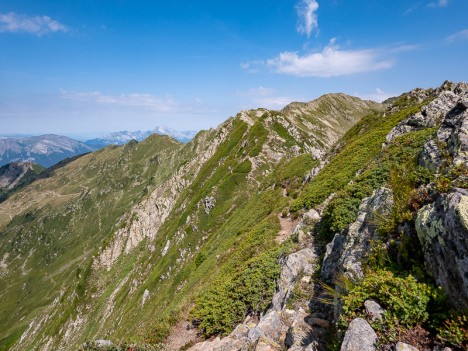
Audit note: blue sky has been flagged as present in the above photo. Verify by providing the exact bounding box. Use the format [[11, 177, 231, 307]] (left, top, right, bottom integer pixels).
[[0, 0, 467, 138]]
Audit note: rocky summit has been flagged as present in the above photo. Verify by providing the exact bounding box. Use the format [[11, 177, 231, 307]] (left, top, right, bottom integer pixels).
[[0, 83, 467, 351]]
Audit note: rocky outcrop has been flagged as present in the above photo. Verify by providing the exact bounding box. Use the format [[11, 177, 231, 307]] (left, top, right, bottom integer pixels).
[[340, 318, 377, 351], [385, 88, 462, 144], [204, 196, 216, 214], [188, 246, 319, 351], [321, 188, 393, 281], [272, 248, 317, 311], [437, 99, 468, 166], [415, 189, 468, 309], [414, 83, 468, 309]]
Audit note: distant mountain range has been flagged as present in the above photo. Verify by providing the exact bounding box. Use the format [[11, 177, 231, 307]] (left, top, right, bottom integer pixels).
[[84, 126, 198, 149], [0, 134, 94, 168], [0, 127, 197, 168]]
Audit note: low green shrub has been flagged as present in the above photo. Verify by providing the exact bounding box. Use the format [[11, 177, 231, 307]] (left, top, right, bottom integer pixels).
[[192, 248, 282, 336], [339, 270, 437, 327], [438, 314, 468, 348]]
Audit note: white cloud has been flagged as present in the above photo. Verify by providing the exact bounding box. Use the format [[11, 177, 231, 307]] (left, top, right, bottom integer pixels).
[[355, 88, 396, 102], [259, 39, 394, 77], [446, 29, 468, 42], [236, 87, 300, 109], [428, 0, 448, 8], [296, 0, 319, 38], [0, 12, 67, 35], [403, 3, 421, 16], [61, 90, 177, 112]]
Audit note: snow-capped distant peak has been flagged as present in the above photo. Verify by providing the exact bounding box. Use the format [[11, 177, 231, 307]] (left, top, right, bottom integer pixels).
[[85, 126, 198, 149]]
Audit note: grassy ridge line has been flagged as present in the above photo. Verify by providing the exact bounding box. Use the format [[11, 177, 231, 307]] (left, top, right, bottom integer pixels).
[[291, 98, 430, 211]]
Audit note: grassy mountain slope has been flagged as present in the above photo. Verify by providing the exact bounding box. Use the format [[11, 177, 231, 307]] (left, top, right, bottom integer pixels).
[[0, 162, 45, 203], [0, 94, 381, 350], [0, 135, 185, 349]]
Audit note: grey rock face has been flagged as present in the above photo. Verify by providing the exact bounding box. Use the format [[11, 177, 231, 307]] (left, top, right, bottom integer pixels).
[[386, 90, 460, 144], [395, 342, 419, 351], [437, 99, 468, 166], [247, 310, 284, 344], [285, 309, 313, 348], [419, 139, 443, 171], [340, 318, 377, 351], [188, 336, 251, 351], [364, 300, 385, 321], [272, 248, 318, 311], [322, 188, 393, 282], [416, 189, 468, 309], [414, 86, 468, 309]]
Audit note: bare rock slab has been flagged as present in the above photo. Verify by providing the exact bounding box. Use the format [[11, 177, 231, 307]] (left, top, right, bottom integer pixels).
[[340, 318, 377, 351]]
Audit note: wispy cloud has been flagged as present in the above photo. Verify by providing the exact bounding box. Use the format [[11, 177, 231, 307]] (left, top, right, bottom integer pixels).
[[446, 29, 468, 42], [296, 0, 319, 38], [246, 39, 398, 78], [61, 90, 177, 112], [428, 0, 448, 8], [403, 2, 421, 16], [355, 88, 396, 102], [236, 87, 300, 109], [0, 12, 67, 35]]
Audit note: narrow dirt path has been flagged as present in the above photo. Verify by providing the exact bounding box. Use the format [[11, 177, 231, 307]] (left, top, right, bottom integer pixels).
[[276, 214, 299, 243], [165, 319, 202, 351]]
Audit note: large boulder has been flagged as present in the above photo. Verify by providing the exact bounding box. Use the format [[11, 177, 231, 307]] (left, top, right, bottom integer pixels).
[[340, 318, 377, 351], [247, 310, 285, 344], [364, 300, 385, 321], [416, 189, 468, 309]]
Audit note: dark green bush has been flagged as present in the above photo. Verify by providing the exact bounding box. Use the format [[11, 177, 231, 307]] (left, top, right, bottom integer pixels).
[[192, 249, 281, 336], [340, 270, 437, 327]]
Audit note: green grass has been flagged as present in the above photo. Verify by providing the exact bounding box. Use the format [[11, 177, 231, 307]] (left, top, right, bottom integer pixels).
[[291, 101, 430, 212], [315, 128, 436, 242]]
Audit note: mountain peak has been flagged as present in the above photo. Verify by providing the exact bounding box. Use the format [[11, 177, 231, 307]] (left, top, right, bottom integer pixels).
[[85, 126, 198, 149]]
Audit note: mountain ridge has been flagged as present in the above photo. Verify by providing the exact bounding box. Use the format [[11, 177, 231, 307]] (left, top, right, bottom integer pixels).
[[84, 126, 198, 149], [1, 85, 467, 351], [0, 92, 382, 350]]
